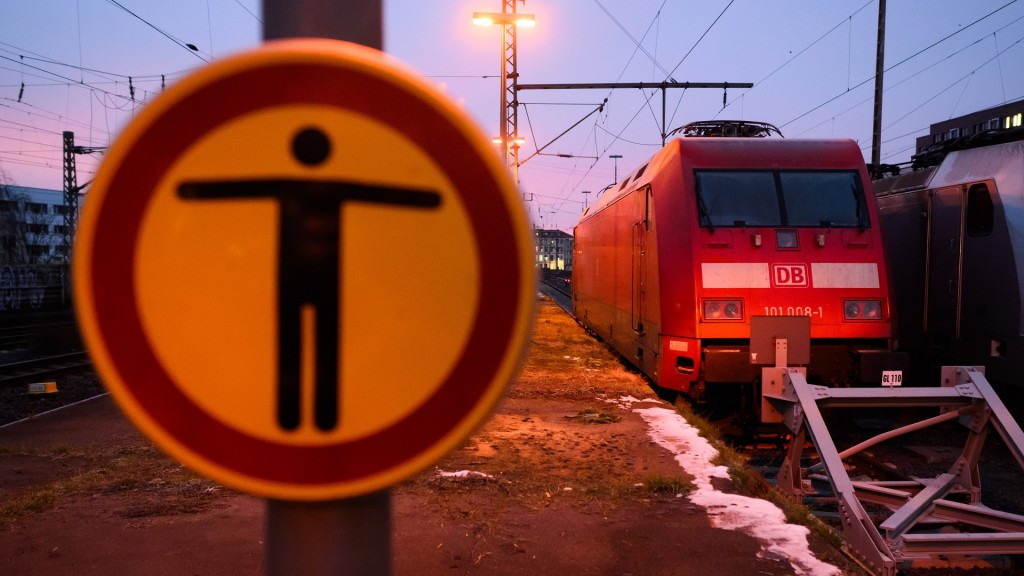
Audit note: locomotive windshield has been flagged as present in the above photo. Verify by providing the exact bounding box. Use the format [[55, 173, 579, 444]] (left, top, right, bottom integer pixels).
[[694, 170, 868, 230]]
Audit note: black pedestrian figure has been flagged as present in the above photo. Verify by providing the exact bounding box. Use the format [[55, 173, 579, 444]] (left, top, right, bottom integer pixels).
[[178, 126, 441, 432]]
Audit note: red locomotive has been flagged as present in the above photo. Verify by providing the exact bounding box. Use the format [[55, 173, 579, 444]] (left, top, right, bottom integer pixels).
[[572, 121, 905, 416]]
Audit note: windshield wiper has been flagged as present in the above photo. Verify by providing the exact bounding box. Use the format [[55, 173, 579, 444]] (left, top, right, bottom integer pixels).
[[852, 183, 868, 232], [696, 193, 715, 232]]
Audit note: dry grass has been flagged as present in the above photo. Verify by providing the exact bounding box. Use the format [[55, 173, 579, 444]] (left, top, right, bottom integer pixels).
[[505, 305, 847, 557], [508, 302, 651, 401], [567, 408, 621, 424], [641, 474, 696, 495], [0, 442, 225, 526], [403, 298, 677, 524]]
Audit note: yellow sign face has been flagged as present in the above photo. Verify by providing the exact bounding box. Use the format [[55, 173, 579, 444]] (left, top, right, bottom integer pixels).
[[74, 39, 535, 500]]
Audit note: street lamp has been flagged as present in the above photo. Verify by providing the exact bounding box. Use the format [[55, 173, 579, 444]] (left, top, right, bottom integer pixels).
[[472, 12, 535, 27], [473, 1, 535, 184], [492, 136, 526, 147], [492, 136, 525, 174]]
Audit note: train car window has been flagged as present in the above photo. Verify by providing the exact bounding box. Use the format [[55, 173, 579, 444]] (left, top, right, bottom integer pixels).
[[966, 183, 994, 236], [694, 171, 782, 228], [779, 171, 867, 229]]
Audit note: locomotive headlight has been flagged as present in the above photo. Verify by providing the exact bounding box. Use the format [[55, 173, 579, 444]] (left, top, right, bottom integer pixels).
[[843, 299, 883, 320], [703, 299, 743, 321]]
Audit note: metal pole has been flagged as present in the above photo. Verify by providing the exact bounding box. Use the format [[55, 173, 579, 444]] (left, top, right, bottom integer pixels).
[[264, 0, 381, 47], [609, 154, 622, 182], [266, 492, 392, 576], [507, 0, 520, 184], [661, 86, 667, 146], [871, 0, 886, 173], [62, 131, 77, 264], [499, 9, 509, 172], [261, 1, 391, 575]]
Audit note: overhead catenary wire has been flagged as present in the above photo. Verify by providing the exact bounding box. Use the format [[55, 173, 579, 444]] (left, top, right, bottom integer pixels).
[[0, 39, 198, 169], [103, 0, 209, 62], [780, 0, 1021, 131], [789, 12, 1024, 143], [717, 0, 875, 119], [534, 1, 1022, 230], [662, 0, 735, 82], [0, 51, 181, 112], [518, 0, 676, 224], [0, 40, 200, 82], [599, 0, 738, 156], [229, 0, 263, 24], [870, 34, 1024, 149], [592, 0, 674, 80], [0, 4, 268, 188], [3, 2, 1023, 222]]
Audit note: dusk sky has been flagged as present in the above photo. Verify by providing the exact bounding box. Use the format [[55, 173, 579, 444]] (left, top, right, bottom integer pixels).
[[3, 0, 1023, 231]]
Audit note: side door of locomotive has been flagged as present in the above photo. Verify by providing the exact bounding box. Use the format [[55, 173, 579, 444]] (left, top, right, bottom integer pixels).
[[927, 185, 963, 343], [927, 182, 1006, 356], [630, 186, 651, 338], [630, 185, 658, 375], [929, 182, 974, 340]]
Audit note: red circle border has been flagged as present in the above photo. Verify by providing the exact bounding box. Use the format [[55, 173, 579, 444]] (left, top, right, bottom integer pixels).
[[87, 55, 523, 486]]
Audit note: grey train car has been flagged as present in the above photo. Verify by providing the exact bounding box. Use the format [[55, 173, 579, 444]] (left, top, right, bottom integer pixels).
[[873, 135, 1024, 386]]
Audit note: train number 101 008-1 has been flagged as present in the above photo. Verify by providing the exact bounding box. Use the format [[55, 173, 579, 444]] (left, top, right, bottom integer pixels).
[[762, 306, 823, 317]]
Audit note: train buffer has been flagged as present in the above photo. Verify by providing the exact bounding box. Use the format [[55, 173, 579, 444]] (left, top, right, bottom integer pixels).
[[763, 363, 1024, 576]]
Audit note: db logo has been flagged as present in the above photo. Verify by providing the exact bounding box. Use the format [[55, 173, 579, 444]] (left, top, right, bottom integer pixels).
[[772, 264, 809, 287]]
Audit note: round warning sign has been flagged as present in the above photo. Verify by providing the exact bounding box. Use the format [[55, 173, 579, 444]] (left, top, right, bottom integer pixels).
[[74, 39, 535, 500]]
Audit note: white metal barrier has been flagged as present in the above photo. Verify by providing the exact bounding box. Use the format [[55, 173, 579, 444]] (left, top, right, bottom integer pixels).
[[765, 366, 1024, 576]]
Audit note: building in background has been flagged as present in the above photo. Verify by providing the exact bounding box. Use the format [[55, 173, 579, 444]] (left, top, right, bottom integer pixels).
[[535, 228, 572, 271], [0, 185, 70, 313], [915, 98, 1024, 155], [0, 185, 67, 264]]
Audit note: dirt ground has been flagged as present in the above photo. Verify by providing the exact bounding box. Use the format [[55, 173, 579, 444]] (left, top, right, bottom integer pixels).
[[0, 297, 854, 576]]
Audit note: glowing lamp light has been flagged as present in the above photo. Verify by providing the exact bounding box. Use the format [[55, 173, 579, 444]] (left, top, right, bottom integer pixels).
[[844, 299, 883, 320], [703, 299, 742, 321], [492, 136, 526, 145], [472, 12, 536, 27], [473, 7, 535, 181]]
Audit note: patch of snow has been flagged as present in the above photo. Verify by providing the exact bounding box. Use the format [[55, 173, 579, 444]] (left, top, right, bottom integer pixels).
[[635, 406, 840, 576], [436, 469, 494, 480], [605, 395, 648, 409]]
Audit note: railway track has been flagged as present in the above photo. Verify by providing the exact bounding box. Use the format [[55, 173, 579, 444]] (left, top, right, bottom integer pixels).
[[0, 315, 101, 427], [539, 271, 572, 312], [0, 351, 93, 387], [0, 318, 77, 353]]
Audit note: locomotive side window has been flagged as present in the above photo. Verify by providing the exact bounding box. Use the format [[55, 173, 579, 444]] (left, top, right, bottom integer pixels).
[[966, 183, 993, 237], [695, 170, 867, 229]]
